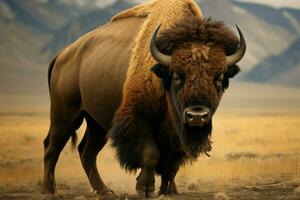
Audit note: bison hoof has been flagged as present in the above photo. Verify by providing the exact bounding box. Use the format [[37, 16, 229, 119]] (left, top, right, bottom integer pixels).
[[136, 169, 155, 198], [42, 184, 56, 195], [168, 181, 178, 194], [136, 187, 155, 198], [42, 194, 64, 200], [159, 181, 178, 195], [97, 190, 119, 200]]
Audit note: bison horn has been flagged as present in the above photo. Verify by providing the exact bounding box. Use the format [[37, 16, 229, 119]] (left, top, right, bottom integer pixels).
[[226, 25, 246, 66], [150, 25, 172, 66]]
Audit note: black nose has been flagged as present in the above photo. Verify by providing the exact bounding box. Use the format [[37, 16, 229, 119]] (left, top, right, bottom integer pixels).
[[184, 106, 210, 126]]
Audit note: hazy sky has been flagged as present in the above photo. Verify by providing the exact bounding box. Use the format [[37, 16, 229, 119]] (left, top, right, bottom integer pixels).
[[132, 0, 300, 9], [38, 0, 300, 9], [235, 0, 300, 9]]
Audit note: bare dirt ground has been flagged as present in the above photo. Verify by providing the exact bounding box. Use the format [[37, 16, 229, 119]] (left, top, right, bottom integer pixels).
[[0, 110, 300, 200]]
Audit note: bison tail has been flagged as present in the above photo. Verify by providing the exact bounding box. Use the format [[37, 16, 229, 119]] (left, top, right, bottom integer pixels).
[[47, 54, 59, 94], [70, 133, 78, 150]]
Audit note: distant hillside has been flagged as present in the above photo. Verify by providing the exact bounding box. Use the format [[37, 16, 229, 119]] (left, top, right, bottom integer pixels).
[[233, 1, 300, 35], [45, 0, 296, 73], [47, 0, 118, 9], [237, 2, 300, 86], [197, 0, 295, 73], [246, 38, 300, 86], [0, 0, 299, 95], [44, 0, 133, 56], [0, 0, 89, 94], [1, 0, 82, 33]]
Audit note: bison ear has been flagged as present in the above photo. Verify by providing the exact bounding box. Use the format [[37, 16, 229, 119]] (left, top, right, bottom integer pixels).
[[223, 65, 241, 89], [151, 63, 168, 78], [225, 65, 241, 79], [151, 63, 172, 90]]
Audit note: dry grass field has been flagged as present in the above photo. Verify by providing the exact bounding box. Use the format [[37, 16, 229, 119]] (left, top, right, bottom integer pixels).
[[1, 82, 300, 199]]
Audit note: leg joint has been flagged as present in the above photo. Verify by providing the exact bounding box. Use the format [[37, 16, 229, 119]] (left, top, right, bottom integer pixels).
[[141, 143, 160, 167]]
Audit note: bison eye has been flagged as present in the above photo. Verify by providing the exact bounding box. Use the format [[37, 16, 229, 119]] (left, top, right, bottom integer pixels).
[[173, 72, 183, 87], [214, 73, 224, 88]]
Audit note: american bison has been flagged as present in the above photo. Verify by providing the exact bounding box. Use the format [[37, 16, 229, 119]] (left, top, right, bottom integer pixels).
[[43, 0, 246, 199]]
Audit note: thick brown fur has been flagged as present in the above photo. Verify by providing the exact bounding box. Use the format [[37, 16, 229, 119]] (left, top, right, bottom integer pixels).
[[110, 0, 204, 171], [110, 0, 239, 172], [159, 17, 239, 114], [112, 0, 203, 126], [157, 17, 239, 56], [43, 0, 243, 197]]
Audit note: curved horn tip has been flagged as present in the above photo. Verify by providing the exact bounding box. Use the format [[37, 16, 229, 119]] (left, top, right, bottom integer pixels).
[[235, 24, 242, 33], [235, 25, 245, 42], [149, 24, 172, 66], [226, 24, 247, 66], [235, 24, 246, 48]]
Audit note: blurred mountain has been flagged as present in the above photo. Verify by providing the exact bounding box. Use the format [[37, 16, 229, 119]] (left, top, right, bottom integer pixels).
[[0, 0, 299, 95], [236, 1, 300, 86], [0, 0, 91, 94], [197, 0, 296, 73], [44, 0, 133, 56], [44, 0, 296, 73], [1, 0, 84, 33], [245, 39, 300, 86], [233, 1, 300, 35], [50, 0, 118, 9]]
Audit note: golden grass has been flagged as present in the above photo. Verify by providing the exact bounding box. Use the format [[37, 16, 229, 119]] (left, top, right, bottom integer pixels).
[[0, 112, 300, 192], [180, 113, 300, 190]]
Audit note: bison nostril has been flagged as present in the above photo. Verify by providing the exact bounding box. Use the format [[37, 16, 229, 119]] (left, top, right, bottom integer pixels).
[[201, 112, 209, 120], [186, 112, 194, 121]]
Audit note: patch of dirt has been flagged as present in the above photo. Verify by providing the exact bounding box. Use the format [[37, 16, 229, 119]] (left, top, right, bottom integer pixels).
[[0, 181, 299, 200]]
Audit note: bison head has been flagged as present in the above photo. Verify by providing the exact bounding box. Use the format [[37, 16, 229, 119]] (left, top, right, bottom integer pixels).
[[150, 17, 246, 136]]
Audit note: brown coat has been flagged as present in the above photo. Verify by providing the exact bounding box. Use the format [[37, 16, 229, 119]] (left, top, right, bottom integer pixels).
[[49, 0, 203, 130], [44, 0, 243, 195], [48, 0, 237, 172]]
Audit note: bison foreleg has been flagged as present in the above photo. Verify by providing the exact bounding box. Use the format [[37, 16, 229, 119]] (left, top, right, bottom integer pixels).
[[110, 114, 160, 198], [136, 166, 155, 198], [159, 165, 179, 195], [136, 140, 160, 198], [159, 178, 178, 195]]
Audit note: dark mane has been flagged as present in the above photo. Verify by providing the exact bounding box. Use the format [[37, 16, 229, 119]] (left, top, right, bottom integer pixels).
[[157, 17, 239, 55]]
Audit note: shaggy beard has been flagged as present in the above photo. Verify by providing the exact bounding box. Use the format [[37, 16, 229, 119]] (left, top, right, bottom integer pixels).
[[182, 121, 212, 160]]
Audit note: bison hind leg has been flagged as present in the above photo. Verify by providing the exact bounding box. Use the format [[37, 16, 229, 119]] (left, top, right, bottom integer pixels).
[[43, 113, 84, 194], [78, 113, 117, 198]]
